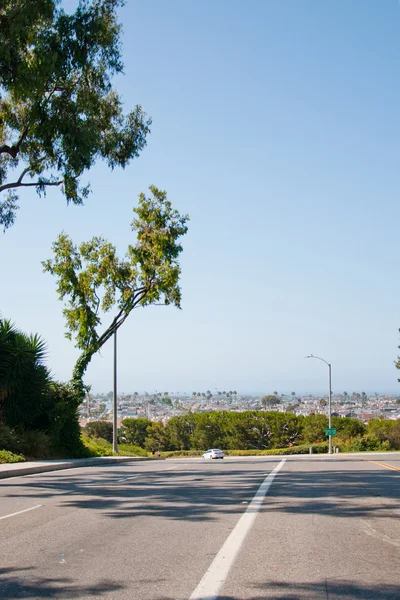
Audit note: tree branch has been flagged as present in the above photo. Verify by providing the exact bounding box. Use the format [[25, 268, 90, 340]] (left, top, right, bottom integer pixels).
[[0, 126, 30, 159], [0, 179, 63, 194]]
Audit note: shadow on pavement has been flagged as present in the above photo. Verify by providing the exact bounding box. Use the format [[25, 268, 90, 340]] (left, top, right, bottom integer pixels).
[[159, 579, 400, 599], [0, 567, 124, 598], [2, 461, 399, 523]]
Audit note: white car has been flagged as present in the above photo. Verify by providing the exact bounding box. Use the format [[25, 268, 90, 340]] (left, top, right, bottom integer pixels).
[[202, 448, 225, 459]]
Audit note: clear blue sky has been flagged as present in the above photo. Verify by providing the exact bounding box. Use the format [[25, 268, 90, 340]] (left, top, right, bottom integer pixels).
[[1, 0, 399, 395]]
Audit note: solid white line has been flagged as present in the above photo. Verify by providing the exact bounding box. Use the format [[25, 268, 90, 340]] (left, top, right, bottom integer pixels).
[[189, 459, 286, 600], [0, 504, 43, 521]]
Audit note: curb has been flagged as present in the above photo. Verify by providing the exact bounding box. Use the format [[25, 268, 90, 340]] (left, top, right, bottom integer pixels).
[[0, 456, 154, 480]]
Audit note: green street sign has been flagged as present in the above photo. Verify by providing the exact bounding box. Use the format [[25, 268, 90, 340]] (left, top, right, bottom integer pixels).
[[325, 428, 337, 436]]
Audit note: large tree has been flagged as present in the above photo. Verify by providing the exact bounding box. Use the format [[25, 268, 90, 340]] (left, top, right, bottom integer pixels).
[[0, 0, 151, 230], [43, 186, 189, 400]]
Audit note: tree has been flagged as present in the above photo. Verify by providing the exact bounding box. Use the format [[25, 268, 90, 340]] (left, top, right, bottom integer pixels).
[[0, 317, 85, 456], [120, 417, 151, 447], [84, 420, 113, 443], [0, 317, 50, 429], [145, 421, 167, 452], [319, 398, 328, 408], [43, 186, 189, 400], [291, 391, 296, 399], [0, 0, 152, 230], [261, 395, 281, 409]]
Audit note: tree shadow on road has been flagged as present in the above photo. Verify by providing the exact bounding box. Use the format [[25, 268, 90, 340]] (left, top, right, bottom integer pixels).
[[0, 567, 124, 598], [158, 579, 400, 599], [1, 460, 399, 523]]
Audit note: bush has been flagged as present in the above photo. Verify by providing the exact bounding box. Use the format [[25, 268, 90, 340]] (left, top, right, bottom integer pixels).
[[0, 450, 25, 463], [81, 435, 113, 457], [118, 444, 148, 457], [19, 430, 53, 459], [225, 443, 329, 456], [160, 450, 204, 458], [84, 421, 114, 443], [0, 423, 21, 453], [46, 381, 88, 457], [339, 434, 391, 452]]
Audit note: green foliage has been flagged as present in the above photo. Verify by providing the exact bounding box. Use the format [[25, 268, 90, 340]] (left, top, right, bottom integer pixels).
[[365, 419, 400, 450], [333, 416, 366, 441], [19, 430, 52, 459], [0, 423, 21, 453], [43, 186, 189, 397], [0, 0, 151, 229], [118, 444, 148, 457], [45, 381, 87, 457], [261, 395, 280, 408], [160, 450, 204, 458], [302, 414, 328, 443], [165, 415, 195, 450], [120, 417, 151, 447], [340, 434, 391, 452], [84, 420, 113, 443], [81, 435, 113, 456], [0, 318, 51, 429], [144, 421, 167, 452], [0, 318, 87, 458], [0, 449, 25, 463]]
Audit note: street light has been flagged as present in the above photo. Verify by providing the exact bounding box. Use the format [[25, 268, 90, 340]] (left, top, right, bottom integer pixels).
[[113, 329, 118, 454], [305, 354, 332, 454]]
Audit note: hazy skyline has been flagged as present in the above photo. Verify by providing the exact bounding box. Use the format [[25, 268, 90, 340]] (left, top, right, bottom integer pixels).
[[1, 0, 399, 394]]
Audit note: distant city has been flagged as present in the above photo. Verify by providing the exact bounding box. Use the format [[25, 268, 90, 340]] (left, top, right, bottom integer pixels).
[[80, 390, 400, 427]]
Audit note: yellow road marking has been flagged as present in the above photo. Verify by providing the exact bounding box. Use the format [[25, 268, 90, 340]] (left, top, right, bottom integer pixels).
[[367, 460, 400, 472]]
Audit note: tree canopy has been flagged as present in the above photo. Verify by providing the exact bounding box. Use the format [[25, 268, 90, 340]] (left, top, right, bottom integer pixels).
[[0, 0, 151, 229], [43, 186, 189, 396]]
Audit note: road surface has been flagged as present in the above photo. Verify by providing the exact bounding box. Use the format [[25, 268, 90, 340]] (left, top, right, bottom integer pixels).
[[0, 454, 399, 599]]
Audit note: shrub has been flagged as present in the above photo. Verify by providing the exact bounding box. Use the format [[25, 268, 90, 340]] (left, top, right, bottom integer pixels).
[[225, 443, 329, 456], [81, 435, 113, 457], [118, 444, 148, 457], [0, 450, 25, 463], [46, 381, 88, 457], [339, 435, 391, 452], [84, 421, 113, 443], [19, 430, 53, 459], [160, 450, 204, 458], [0, 423, 21, 453]]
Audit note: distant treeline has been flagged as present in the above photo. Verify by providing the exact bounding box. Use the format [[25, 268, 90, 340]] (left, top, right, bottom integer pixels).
[[84, 411, 400, 453]]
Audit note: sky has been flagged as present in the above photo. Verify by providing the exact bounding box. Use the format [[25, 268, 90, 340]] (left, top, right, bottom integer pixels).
[[1, 0, 399, 395]]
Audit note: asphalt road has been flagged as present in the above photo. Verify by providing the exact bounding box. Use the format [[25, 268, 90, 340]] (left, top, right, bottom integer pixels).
[[0, 454, 399, 599]]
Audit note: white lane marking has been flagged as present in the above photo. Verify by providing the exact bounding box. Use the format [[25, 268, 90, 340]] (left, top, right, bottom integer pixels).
[[361, 519, 400, 548], [0, 504, 42, 521], [116, 475, 139, 482], [189, 459, 286, 600], [166, 466, 179, 471]]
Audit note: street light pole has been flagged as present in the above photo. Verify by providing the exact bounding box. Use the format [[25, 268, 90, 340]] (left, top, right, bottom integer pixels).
[[113, 329, 118, 454], [305, 354, 333, 455]]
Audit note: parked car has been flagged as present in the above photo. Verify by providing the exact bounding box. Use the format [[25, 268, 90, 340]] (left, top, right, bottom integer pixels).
[[202, 448, 225, 459]]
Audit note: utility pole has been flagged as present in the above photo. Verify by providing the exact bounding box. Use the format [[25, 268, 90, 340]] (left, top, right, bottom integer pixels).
[[113, 330, 118, 454]]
